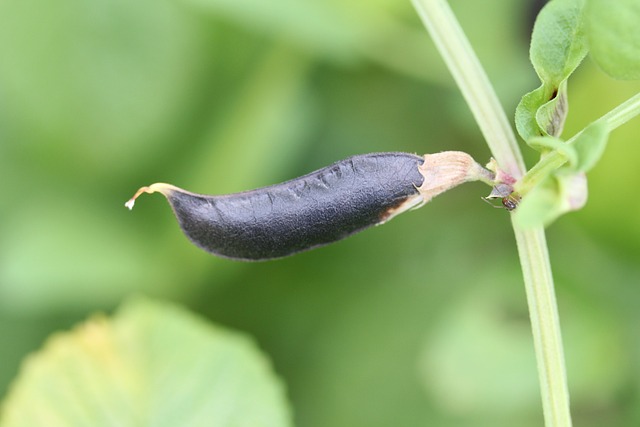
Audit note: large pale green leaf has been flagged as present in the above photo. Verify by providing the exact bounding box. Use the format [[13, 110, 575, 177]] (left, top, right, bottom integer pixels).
[[587, 0, 640, 80], [0, 298, 292, 427]]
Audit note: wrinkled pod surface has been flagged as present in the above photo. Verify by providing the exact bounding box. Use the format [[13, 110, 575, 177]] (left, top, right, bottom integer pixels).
[[126, 151, 490, 261]]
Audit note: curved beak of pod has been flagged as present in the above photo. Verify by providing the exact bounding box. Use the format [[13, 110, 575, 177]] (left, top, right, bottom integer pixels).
[[125, 183, 179, 210]]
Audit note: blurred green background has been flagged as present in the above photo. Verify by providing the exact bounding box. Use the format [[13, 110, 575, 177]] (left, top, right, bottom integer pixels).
[[1, 0, 639, 426]]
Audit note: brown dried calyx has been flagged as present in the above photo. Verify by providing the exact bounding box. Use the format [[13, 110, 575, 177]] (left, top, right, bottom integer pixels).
[[416, 151, 494, 203]]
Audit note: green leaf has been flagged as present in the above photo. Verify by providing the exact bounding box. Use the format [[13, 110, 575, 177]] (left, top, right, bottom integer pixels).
[[572, 120, 610, 171], [528, 136, 578, 167], [0, 298, 292, 427], [514, 172, 587, 228], [516, 81, 568, 142], [514, 176, 564, 228], [587, 0, 640, 80], [516, 0, 588, 142], [530, 0, 588, 86], [516, 80, 570, 143], [515, 85, 548, 141]]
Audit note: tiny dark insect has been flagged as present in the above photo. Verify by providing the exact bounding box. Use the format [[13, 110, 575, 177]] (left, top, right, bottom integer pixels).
[[483, 183, 521, 212], [501, 193, 521, 211], [126, 151, 486, 261]]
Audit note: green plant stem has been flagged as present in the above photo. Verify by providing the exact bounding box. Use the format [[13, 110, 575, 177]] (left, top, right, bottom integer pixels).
[[517, 91, 640, 195], [410, 0, 526, 179], [513, 227, 571, 427], [411, 1, 572, 426], [600, 91, 640, 130]]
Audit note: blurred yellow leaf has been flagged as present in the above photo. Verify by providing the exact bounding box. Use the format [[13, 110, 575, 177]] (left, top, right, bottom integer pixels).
[[0, 298, 292, 427]]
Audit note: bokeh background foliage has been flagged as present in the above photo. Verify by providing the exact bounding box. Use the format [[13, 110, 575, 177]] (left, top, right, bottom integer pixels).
[[0, 298, 292, 427], [0, 0, 639, 426]]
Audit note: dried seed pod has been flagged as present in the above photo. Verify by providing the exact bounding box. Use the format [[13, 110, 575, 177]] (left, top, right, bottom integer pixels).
[[126, 151, 489, 261]]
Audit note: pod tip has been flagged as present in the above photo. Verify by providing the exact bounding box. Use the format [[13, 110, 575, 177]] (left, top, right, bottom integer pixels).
[[124, 186, 152, 210], [124, 183, 175, 210]]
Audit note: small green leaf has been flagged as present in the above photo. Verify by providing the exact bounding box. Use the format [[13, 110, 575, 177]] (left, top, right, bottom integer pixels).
[[516, 0, 588, 143], [515, 85, 549, 141], [515, 80, 568, 142], [514, 176, 564, 228], [514, 172, 588, 228], [572, 120, 610, 171], [587, 0, 640, 80], [530, 0, 588, 86], [0, 298, 292, 427], [528, 136, 578, 167]]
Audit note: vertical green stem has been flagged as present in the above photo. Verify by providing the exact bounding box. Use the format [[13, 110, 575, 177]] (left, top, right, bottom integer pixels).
[[410, 1, 572, 426], [513, 227, 572, 427]]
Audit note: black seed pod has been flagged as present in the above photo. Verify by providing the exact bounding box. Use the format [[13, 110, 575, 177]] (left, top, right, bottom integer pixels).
[[126, 151, 489, 261]]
